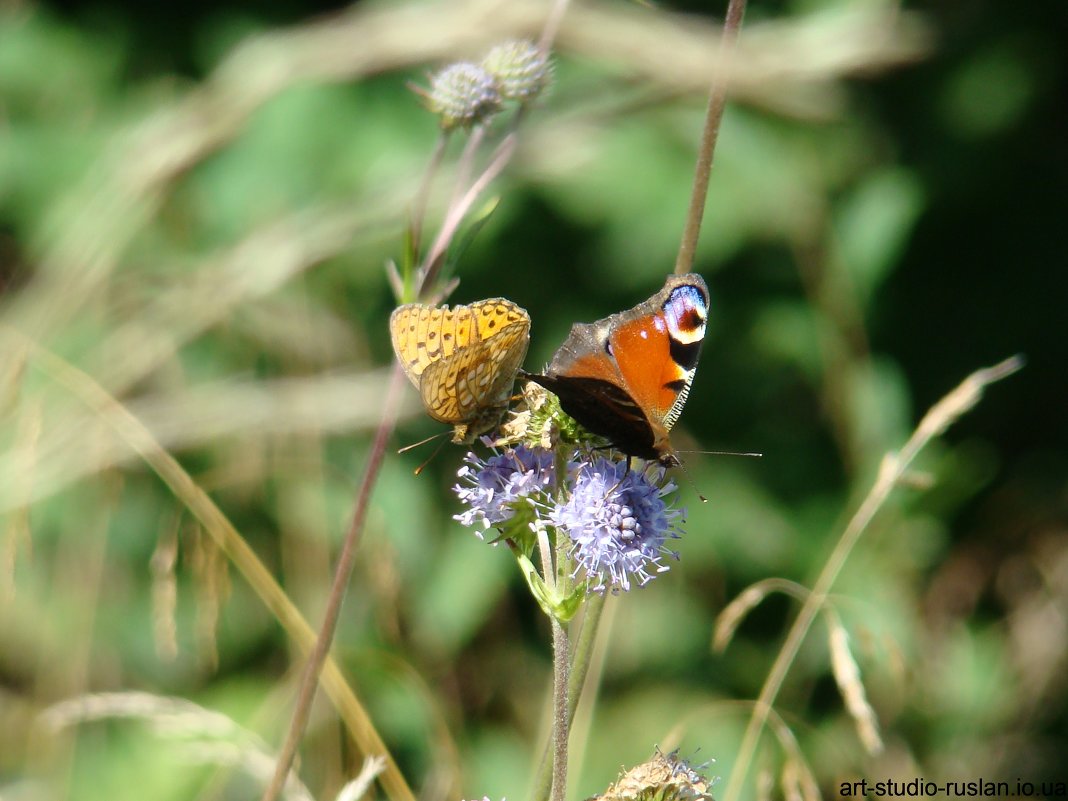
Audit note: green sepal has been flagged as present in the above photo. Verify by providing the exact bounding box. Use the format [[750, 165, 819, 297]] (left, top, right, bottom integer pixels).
[[554, 584, 587, 623], [515, 551, 586, 623], [490, 504, 537, 554]]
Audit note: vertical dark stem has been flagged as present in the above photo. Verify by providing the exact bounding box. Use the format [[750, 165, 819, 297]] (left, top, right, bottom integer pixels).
[[261, 366, 408, 801], [409, 132, 450, 271], [262, 6, 578, 799], [419, 130, 518, 298], [550, 617, 571, 801], [674, 0, 748, 276], [532, 592, 606, 800]]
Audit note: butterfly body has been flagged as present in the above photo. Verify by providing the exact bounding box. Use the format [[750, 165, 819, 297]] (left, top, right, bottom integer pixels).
[[390, 298, 530, 444], [527, 273, 708, 465]]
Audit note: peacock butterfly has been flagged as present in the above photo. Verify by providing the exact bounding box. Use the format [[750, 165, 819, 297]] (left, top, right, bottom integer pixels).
[[526, 273, 708, 465]]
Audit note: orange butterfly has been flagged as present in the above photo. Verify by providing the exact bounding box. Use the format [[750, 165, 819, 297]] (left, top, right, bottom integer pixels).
[[526, 274, 708, 465], [390, 298, 531, 443]]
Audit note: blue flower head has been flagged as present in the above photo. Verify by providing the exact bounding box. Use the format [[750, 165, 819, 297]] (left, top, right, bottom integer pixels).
[[453, 443, 556, 536], [552, 458, 684, 593]]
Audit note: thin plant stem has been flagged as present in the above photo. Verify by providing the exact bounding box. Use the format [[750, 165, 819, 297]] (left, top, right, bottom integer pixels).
[[553, 501, 572, 599], [565, 591, 605, 727], [562, 591, 611, 797], [409, 131, 451, 271], [262, 365, 407, 801], [537, 525, 556, 591], [720, 355, 1023, 801], [550, 616, 570, 801], [12, 330, 415, 801], [538, 0, 571, 54], [532, 591, 607, 801], [446, 123, 487, 222], [674, 0, 748, 276], [420, 130, 518, 296], [549, 503, 573, 801]]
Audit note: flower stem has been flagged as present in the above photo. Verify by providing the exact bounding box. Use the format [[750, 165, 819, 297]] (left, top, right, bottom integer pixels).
[[420, 130, 517, 296], [532, 591, 606, 800], [674, 0, 748, 276], [408, 131, 450, 272], [550, 479, 575, 801], [550, 616, 570, 801], [565, 591, 605, 721], [261, 365, 407, 801]]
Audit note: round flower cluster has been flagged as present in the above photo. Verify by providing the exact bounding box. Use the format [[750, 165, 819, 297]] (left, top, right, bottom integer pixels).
[[453, 444, 555, 533], [551, 458, 683, 593], [453, 443, 685, 593], [427, 40, 553, 130]]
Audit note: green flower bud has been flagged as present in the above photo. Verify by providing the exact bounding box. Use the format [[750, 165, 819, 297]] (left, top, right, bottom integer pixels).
[[481, 40, 553, 103], [428, 62, 501, 130]]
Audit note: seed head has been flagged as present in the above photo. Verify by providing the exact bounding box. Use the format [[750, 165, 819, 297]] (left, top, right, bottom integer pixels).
[[482, 40, 553, 103], [428, 62, 502, 130]]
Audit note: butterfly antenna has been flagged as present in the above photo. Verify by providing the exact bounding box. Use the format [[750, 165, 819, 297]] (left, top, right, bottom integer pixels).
[[670, 449, 762, 502], [669, 455, 708, 504], [397, 430, 450, 455], [413, 437, 449, 476]]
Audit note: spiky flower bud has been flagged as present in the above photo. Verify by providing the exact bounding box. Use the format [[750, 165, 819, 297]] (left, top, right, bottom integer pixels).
[[592, 749, 716, 801], [481, 40, 553, 103], [428, 62, 502, 130]]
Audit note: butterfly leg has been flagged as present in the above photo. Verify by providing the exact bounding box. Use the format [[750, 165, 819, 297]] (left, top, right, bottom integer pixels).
[[600, 454, 633, 499]]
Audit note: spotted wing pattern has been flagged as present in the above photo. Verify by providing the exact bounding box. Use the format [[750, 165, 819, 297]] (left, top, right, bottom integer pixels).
[[390, 298, 530, 443]]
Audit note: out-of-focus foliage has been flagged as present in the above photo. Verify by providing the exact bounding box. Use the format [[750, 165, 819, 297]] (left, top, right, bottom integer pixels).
[[0, 1, 1065, 800]]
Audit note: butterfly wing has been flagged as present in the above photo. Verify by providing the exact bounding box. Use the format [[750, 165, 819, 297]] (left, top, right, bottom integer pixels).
[[531, 371, 661, 458], [390, 298, 530, 442], [389, 303, 477, 387], [610, 275, 708, 432], [528, 273, 708, 463], [530, 318, 662, 458], [420, 308, 530, 424]]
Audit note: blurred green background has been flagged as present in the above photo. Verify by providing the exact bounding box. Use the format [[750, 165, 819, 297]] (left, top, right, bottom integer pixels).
[[1, 0, 1066, 799]]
